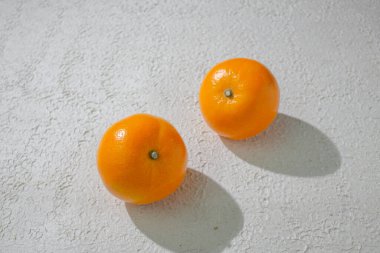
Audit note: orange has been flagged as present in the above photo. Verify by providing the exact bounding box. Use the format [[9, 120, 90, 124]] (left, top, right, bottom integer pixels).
[[199, 58, 279, 140], [97, 114, 187, 205]]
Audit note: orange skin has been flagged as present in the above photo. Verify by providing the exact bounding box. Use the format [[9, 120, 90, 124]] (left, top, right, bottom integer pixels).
[[97, 114, 187, 205], [199, 58, 280, 140]]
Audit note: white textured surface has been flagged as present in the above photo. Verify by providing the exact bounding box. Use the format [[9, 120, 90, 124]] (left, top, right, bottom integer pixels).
[[0, 0, 379, 252]]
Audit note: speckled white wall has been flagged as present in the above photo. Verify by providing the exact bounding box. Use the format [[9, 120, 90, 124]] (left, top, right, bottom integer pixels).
[[0, 0, 379, 252]]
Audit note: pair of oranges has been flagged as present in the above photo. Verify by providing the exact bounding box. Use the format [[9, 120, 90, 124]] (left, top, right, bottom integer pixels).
[[97, 58, 280, 205]]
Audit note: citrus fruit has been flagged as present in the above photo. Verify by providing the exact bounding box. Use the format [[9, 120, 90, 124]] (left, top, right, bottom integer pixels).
[[199, 58, 279, 140], [97, 114, 187, 205]]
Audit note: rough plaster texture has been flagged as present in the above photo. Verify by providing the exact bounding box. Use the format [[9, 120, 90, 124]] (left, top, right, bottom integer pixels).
[[0, 0, 379, 252]]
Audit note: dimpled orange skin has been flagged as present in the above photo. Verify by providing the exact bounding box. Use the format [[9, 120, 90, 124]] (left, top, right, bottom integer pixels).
[[199, 58, 280, 140], [97, 114, 187, 205]]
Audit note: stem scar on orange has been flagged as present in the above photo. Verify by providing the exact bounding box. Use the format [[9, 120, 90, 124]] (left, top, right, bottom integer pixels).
[[199, 58, 280, 140], [97, 114, 187, 205]]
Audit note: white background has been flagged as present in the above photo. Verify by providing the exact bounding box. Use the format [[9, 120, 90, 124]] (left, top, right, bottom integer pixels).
[[0, 0, 379, 252]]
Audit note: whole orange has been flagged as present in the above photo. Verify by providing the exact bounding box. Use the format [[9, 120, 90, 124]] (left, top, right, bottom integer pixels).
[[199, 58, 279, 140], [97, 114, 187, 205]]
